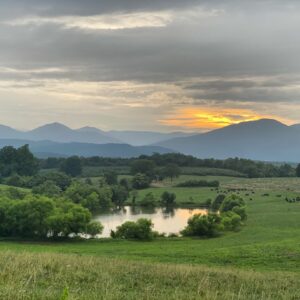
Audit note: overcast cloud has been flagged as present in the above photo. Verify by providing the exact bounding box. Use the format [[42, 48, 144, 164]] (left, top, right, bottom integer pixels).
[[0, 0, 300, 131]]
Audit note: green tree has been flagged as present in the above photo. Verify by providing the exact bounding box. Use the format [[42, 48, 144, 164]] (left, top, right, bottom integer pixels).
[[32, 180, 62, 197], [162, 164, 181, 182], [131, 173, 151, 189], [181, 213, 223, 237], [86, 221, 104, 238], [9, 196, 55, 237], [16, 145, 39, 176], [0, 146, 18, 177], [65, 182, 112, 210], [161, 191, 176, 206], [0, 145, 38, 177], [296, 164, 300, 177], [111, 218, 154, 240], [103, 171, 118, 185], [131, 159, 156, 178], [60, 156, 82, 177], [111, 185, 129, 206]]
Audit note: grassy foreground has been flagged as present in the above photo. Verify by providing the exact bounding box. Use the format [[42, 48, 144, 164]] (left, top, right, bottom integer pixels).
[[0, 251, 299, 300]]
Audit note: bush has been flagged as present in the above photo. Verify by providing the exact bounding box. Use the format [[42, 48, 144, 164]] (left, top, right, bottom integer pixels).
[[176, 180, 219, 188], [219, 194, 245, 212], [181, 213, 223, 237], [221, 211, 242, 231], [232, 205, 247, 221], [111, 218, 154, 240]]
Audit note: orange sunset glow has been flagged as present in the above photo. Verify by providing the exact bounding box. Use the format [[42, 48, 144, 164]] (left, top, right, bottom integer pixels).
[[160, 107, 293, 130]]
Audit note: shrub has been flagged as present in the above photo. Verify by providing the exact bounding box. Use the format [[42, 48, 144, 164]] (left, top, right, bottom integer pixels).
[[221, 211, 242, 231], [111, 218, 154, 240], [232, 205, 247, 221], [181, 213, 223, 237], [176, 180, 219, 188], [219, 194, 245, 212]]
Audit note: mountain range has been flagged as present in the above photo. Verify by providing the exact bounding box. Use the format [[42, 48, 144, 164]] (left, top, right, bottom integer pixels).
[[1, 119, 300, 161], [0, 123, 194, 145], [156, 119, 300, 162]]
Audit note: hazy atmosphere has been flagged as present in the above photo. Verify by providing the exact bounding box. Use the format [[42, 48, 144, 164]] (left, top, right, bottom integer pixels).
[[1, 0, 300, 131]]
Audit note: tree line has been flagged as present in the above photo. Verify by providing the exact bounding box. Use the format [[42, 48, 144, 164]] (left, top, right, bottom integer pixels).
[[40, 153, 296, 178]]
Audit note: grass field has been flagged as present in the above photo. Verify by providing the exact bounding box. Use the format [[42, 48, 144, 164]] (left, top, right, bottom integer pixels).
[[0, 176, 300, 298], [0, 251, 299, 300]]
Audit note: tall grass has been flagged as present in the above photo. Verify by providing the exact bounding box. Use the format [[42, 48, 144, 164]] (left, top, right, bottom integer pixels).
[[0, 251, 298, 299]]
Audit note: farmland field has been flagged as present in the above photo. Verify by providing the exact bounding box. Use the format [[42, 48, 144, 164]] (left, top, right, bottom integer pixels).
[[0, 175, 299, 299]]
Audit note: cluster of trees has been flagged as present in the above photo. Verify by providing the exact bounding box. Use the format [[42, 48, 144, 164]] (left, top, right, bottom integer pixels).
[[130, 159, 181, 187], [133, 191, 176, 207], [181, 194, 247, 237], [0, 193, 103, 238], [145, 154, 295, 178], [0, 145, 39, 177]]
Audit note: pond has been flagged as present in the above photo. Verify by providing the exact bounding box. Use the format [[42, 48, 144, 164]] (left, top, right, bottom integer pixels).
[[94, 206, 208, 237]]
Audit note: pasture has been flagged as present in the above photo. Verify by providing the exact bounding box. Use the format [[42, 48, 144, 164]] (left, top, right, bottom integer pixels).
[[0, 175, 299, 299]]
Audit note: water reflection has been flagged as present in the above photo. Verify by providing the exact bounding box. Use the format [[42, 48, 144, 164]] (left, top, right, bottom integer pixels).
[[94, 206, 208, 237]]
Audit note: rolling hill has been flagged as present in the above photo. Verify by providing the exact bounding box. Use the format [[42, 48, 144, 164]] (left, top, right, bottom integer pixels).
[[156, 119, 300, 162]]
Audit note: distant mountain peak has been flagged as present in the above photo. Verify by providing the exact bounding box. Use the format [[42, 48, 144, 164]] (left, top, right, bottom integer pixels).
[[231, 118, 286, 127], [156, 117, 300, 162], [77, 126, 103, 133], [33, 122, 72, 131]]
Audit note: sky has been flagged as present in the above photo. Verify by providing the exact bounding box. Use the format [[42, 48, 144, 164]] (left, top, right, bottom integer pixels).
[[1, 0, 300, 132]]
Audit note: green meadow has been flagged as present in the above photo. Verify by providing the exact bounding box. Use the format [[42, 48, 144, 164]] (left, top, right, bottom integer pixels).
[[0, 175, 299, 299]]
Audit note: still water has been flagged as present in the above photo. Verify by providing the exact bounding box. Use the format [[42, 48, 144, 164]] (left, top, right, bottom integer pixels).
[[94, 206, 208, 237]]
